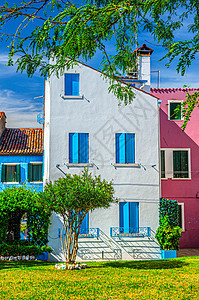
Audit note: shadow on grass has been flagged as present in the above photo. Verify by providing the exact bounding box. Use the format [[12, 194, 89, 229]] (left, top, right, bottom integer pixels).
[[103, 259, 188, 270], [0, 260, 54, 270]]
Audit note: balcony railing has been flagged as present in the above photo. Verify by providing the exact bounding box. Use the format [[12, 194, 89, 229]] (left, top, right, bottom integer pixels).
[[110, 227, 151, 238], [58, 227, 99, 239], [79, 228, 99, 238]]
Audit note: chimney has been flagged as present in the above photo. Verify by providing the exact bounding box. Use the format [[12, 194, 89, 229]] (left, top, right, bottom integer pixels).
[[127, 44, 153, 92], [0, 112, 6, 139], [137, 44, 153, 92]]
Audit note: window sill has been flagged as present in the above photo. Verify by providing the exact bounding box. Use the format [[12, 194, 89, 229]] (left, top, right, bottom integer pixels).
[[2, 182, 20, 184], [161, 178, 191, 180], [66, 163, 93, 168], [172, 178, 191, 180], [113, 163, 140, 168], [61, 95, 83, 100], [29, 181, 43, 184]]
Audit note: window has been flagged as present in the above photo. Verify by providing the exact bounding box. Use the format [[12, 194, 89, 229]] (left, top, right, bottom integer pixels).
[[169, 101, 182, 120], [1, 164, 20, 183], [28, 163, 43, 182], [178, 203, 185, 231], [173, 150, 189, 178], [160, 148, 190, 179], [69, 133, 89, 163], [65, 74, 79, 96], [161, 150, 165, 178], [119, 202, 139, 233], [116, 133, 135, 163]]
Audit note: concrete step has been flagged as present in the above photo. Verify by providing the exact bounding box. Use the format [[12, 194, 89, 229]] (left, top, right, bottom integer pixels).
[[177, 249, 199, 257]]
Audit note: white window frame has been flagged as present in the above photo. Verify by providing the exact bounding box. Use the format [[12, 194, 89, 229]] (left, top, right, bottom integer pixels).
[[113, 132, 139, 167], [178, 203, 185, 232], [168, 100, 183, 121], [66, 132, 92, 167], [62, 73, 83, 99], [160, 148, 191, 180]]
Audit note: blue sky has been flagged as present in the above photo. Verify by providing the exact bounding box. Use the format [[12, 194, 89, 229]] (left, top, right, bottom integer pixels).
[[0, 4, 198, 128]]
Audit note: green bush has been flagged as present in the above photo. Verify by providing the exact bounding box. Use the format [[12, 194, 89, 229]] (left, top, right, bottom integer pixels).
[[0, 243, 53, 256], [155, 216, 182, 250], [159, 198, 179, 227], [41, 245, 53, 253]]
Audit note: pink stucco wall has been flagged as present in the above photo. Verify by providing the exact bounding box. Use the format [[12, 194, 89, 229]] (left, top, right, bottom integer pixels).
[[151, 88, 199, 249]]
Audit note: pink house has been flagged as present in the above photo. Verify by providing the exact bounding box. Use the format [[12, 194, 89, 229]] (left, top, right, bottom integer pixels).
[[151, 88, 199, 249]]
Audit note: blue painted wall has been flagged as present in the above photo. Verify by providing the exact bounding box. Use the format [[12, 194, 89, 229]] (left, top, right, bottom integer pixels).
[[0, 155, 43, 192]]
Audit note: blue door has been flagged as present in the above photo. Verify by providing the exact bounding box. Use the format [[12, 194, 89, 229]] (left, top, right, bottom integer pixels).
[[80, 212, 89, 234], [119, 202, 139, 234]]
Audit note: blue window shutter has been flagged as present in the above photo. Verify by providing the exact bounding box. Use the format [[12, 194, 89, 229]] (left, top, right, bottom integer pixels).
[[129, 202, 139, 233], [116, 133, 125, 163], [119, 202, 130, 233], [69, 133, 79, 163], [80, 212, 89, 234], [126, 133, 135, 163], [65, 74, 72, 95], [116, 134, 119, 163], [1, 165, 6, 182], [79, 133, 89, 163], [71, 74, 79, 96]]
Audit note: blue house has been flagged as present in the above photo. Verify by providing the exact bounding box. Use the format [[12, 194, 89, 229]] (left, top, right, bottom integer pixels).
[[0, 112, 43, 193]]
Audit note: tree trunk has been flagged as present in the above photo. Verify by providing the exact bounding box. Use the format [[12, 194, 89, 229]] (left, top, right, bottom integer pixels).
[[61, 212, 87, 263]]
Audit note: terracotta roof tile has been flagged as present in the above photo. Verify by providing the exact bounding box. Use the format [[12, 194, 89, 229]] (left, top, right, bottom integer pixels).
[[0, 128, 43, 155], [151, 88, 199, 94]]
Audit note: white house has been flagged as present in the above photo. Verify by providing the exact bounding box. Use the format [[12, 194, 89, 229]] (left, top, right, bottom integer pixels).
[[44, 44, 161, 261]]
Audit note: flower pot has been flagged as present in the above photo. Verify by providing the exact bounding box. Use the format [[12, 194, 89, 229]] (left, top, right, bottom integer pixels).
[[161, 250, 177, 259], [36, 251, 48, 261]]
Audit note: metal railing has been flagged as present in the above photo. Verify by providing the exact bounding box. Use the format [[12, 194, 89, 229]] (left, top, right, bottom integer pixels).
[[79, 228, 99, 238], [110, 227, 151, 238], [58, 227, 99, 239]]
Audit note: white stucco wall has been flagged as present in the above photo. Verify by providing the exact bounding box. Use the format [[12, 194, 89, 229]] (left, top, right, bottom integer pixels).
[[44, 63, 160, 260]]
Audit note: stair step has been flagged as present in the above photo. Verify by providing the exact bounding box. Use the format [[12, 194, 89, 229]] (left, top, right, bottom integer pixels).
[[177, 249, 199, 257]]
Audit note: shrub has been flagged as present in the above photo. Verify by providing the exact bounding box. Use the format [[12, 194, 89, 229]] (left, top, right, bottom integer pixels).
[[159, 198, 179, 227], [155, 216, 182, 250], [0, 243, 52, 256], [41, 245, 53, 253]]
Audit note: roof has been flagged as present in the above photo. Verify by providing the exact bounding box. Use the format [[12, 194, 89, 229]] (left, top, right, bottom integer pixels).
[[0, 112, 6, 120], [134, 44, 154, 55], [151, 88, 199, 94], [0, 128, 43, 155], [75, 60, 158, 99]]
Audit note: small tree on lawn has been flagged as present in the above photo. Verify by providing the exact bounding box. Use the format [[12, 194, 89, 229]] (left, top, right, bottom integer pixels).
[[42, 169, 118, 263]]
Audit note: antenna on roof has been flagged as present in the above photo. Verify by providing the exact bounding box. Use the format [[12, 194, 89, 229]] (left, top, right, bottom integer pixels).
[[151, 70, 160, 88]]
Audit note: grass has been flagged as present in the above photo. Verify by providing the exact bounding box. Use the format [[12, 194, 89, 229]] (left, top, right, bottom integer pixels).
[[0, 257, 198, 299]]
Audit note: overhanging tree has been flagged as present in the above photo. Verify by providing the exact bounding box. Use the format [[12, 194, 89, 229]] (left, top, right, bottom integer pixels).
[[0, 0, 199, 118], [42, 169, 117, 263]]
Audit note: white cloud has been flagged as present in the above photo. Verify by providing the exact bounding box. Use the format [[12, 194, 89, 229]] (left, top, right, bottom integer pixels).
[[0, 89, 42, 128]]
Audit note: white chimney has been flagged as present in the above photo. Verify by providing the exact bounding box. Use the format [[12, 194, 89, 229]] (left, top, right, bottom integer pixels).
[[137, 44, 153, 92], [126, 44, 153, 92]]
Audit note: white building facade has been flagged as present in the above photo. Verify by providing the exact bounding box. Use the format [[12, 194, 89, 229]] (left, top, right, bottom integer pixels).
[[44, 46, 161, 261]]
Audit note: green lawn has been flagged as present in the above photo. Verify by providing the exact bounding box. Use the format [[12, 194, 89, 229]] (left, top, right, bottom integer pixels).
[[0, 257, 198, 299]]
